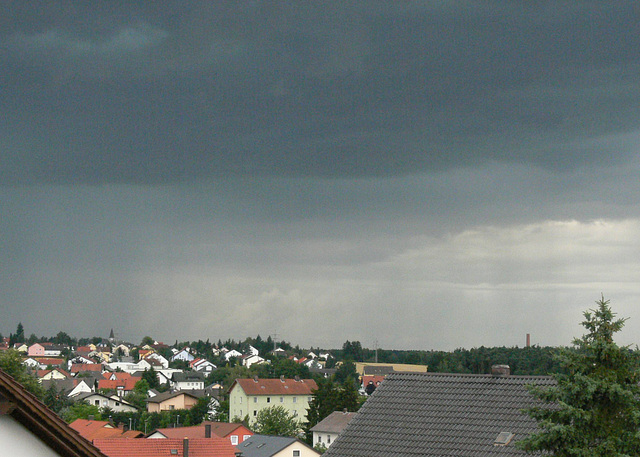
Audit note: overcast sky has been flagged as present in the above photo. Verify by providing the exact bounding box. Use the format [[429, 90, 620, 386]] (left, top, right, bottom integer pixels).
[[2, 2, 640, 351]]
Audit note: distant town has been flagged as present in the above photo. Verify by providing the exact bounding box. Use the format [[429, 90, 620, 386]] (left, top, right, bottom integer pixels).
[[0, 321, 569, 456]]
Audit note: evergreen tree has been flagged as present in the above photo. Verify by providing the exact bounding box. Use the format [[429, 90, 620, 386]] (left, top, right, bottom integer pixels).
[[518, 296, 640, 456], [15, 322, 25, 343], [141, 367, 160, 389]]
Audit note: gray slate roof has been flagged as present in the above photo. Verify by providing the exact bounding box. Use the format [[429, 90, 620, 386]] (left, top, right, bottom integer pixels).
[[172, 371, 206, 382], [324, 372, 554, 457], [310, 411, 356, 434], [236, 434, 301, 457]]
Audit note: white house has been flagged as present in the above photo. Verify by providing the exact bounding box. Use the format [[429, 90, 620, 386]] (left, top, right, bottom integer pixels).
[[170, 348, 195, 363], [73, 392, 138, 413], [191, 358, 217, 372], [310, 411, 356, 449], [171, 371, 206, 391], [144, 353, 169, 369], [223, 349, 242, 361], [242, 354, 266, 368], [105, 359, 151, 374]]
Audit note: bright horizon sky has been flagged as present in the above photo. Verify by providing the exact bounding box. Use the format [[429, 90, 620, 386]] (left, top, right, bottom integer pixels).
[[2, 2, 640, 350]]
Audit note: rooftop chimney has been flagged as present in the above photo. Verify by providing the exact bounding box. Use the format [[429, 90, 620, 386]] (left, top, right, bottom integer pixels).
[[491, 365, 510, 377], [526, 333, 531, 348], [280, 375, 285, 382], [183, 438, 189, 457], [253, 375, 259, 383], [205, 423, 211, 438]]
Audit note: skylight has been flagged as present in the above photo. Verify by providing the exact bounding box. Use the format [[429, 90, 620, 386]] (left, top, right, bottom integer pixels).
[[494, 432, 514, 446]]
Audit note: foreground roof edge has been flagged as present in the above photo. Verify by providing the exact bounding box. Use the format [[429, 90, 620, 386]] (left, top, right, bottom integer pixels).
[[0, 369, 107, 457]]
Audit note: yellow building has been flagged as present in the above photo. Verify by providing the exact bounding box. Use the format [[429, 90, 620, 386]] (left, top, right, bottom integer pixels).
[[229, 377, 318, 424]]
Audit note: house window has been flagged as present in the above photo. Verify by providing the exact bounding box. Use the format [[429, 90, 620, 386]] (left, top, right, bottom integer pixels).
[[318, 436, 322, 443], [327, 435, 331, 443], [243, 435, 251, 440], [280, 397, 284, 403], [231, 436, 238, 445], [254, 397, 257, 403], [94, 400, 100, 406], [253, 411, 257, 416], [169, 405, 175, 410], [293, 451, 300, 457], [293, 397, 297, 403], [267, 397, 271, 403]]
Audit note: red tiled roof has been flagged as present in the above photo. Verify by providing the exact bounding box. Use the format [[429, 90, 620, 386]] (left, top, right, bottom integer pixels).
[[152, 422, 252, 440], [233, 378, 318, 395], [71, 364, 103, 373], [98, 377, 139, 392], [34, 357, 66, 366], [70, 419, 143, 441], [103, 372, 133, 380], [362, 375, 386, 386], [36, 368, 70, 378], [94, 437, 237, 457]]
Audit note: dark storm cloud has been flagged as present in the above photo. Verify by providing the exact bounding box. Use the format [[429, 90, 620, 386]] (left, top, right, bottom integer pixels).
[[2, 2, 640, 184]]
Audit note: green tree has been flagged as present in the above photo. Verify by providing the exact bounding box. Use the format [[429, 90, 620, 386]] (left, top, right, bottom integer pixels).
[[518, 296, 640, 456], [254, 405, 300, 437], [43, 382, 68, 413], [188, 396, 212, 424], [0, 349, 44, 398], [141, 367, 160, 389], [305, 376, 361, 443], [124, 379, 149, 410], [141, 336, 154, 347], [62, 402, 102, 422], [15, 322, 25, 343], [334, 361, 357, 385]]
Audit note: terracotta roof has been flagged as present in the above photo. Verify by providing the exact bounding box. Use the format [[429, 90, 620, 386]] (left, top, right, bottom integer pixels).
[[232, 377, 318, 396], [71, 364, 104, 374], [70, 419, 143, 440], [151, 421, 252, 439], [324, 372, 554, 457], [94, 437, 238, 457], [34, 357, 66, 366], [37, 368, 70, 378], [98, 377, 139, 392], [0, 369, 107, 457], [103, 372, 133, 380]]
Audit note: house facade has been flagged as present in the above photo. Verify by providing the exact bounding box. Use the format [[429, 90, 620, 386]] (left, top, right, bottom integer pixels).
[[228, 377, 317, 424], [146, 391, 201, 413], [310, 410, 356, 449], [73, 392, 138, 413], [171, 371, 205, 391]]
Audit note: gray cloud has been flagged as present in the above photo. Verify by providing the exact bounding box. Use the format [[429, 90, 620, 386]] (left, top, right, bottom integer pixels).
[[2, 2, 640, 350], [2, 2, 640, 185]]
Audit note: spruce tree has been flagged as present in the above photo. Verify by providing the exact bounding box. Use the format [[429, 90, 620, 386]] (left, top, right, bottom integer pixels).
[[518, 296, 640, 456]]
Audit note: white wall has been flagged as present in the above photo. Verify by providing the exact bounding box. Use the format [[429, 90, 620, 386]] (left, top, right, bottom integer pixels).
[[0, 415, 61, 457]]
